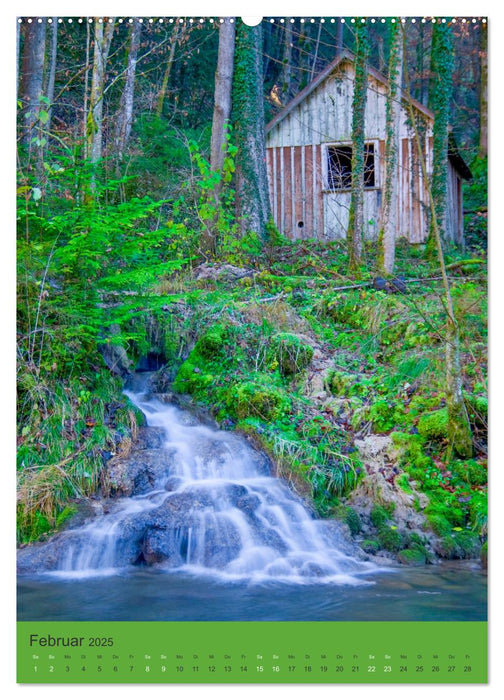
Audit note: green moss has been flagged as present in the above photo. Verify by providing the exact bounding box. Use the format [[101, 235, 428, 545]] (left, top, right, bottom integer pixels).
[[397, 548, 427, 566], [426, 513, 452, 537], [268, 333, 313, 376], [332, 505, 362, 535], [437, 531, 481, 559], [329, 371, 353, 396], [377, 525, 403, 552], [451, 459, 487, 486], [417, 408, 449, 440], [370, 505, 390, 529], [395, 473, 413, 494], [361, 539, 380, 554], [194, 324, 228, 359], [227, 381, 290, 421]]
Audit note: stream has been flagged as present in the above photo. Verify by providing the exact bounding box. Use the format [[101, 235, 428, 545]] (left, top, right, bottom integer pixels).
[[17, 374, 487, 622]]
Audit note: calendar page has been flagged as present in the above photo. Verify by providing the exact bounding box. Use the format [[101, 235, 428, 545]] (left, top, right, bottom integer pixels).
[[16, 9, 488, 685]]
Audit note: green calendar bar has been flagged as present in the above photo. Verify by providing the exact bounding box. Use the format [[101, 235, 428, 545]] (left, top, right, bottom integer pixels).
[[17, 621, 487, 683]]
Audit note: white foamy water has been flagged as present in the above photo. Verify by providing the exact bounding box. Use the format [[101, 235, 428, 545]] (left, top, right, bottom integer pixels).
[[52, 377, 379, 585]]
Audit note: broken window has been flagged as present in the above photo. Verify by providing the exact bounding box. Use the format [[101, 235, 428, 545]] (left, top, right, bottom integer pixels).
[[326, 143, 375, 190]]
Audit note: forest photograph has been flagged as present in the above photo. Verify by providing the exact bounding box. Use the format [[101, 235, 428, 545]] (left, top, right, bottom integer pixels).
[[16, 16, 487, 623]]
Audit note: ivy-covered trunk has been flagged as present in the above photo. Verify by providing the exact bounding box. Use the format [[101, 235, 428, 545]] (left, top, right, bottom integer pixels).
[[402, 25, 472, 459], [232, 21, 271, 240], [346, 20, 369, 273], [427, 22, 454, 255], [378, 20, 403, 275]]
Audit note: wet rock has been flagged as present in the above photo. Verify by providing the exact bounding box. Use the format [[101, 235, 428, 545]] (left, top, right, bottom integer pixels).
[[103, 448, 176, 497], [135, 426, 166, 450], [17, 536, 69, 574]]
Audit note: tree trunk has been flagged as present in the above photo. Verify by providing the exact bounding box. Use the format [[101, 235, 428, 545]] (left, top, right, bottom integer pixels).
[[114, 20, 141, 161], [87, 18, 115, 165], [335, 20, 344, 55], [232, 21, 271, 240], [155, 23, 180, 118], [210, 19, 235, 173], [279, 19, 293, 104], [44, 17, 58, 133], [310, 21, 322, 79], [19, 18, 47, 147], [402, 26, 472, 459], [426, 22, 453, 254], [346, 21, 369, 273], [378, 20, 403, 275], [478, 22, 488, 158]]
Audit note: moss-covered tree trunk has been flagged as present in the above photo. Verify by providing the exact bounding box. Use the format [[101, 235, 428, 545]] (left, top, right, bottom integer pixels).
[[232, 21, 271, 240], [18, 18, 47, 149], [378, 20, 403, 275], [426, 21, 453, 255], [86, 18, 115, 164], [44, 17, 58, 134], [478, 22, 488, 159], [346, 20, 369, 274], [402, 25, 472, 459], [114, 20, 141, 161]]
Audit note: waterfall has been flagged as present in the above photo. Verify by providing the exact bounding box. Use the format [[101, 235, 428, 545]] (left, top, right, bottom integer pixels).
[[49, 376, 378, 585]]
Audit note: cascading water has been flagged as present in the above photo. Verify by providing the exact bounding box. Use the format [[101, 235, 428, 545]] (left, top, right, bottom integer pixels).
[[50, 375, 378, 585]]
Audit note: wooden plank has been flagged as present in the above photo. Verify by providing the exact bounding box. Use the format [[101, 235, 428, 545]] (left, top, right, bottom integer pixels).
[[312, 142, 317, 236], [291, 146, 296, 236], [316, 144, 324, 238], [304, 144, 314, 237], [272, 147, 278, 227], [283, 146, 292, 238], [401, 138, 409, 237], [280, 146, 285, 235], [294, 146, 303, 238], [301, 145, 306, 232]]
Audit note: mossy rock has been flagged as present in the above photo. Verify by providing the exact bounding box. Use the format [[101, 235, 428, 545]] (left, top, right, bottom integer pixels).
[[437, 531, 481, 559], [332, 505, 362, 535], [397, 548, 427, 566], [377, 525, 404, 553], [194, 324, 228, 360], [451, 459, 487, 487], [329, 371, 353, 396], [228, 381, 290, 422], [361, 539, 380, 555], [417, 408, 449, 441], [172, 356, 212, 394], [370, 505, 390, 529], [426, 514, 452, 537], [268, 333, 313, 375]]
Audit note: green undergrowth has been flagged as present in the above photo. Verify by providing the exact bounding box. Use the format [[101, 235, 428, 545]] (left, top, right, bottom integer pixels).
[[16, 366, 143, 543], [161, 239, 487, 549]]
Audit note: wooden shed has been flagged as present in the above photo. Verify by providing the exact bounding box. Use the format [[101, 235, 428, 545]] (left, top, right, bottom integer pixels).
[[266, 49, 471, 245]]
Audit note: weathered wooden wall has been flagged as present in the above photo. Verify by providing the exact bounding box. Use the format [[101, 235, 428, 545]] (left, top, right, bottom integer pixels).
[[266, 59, 444, 244]]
